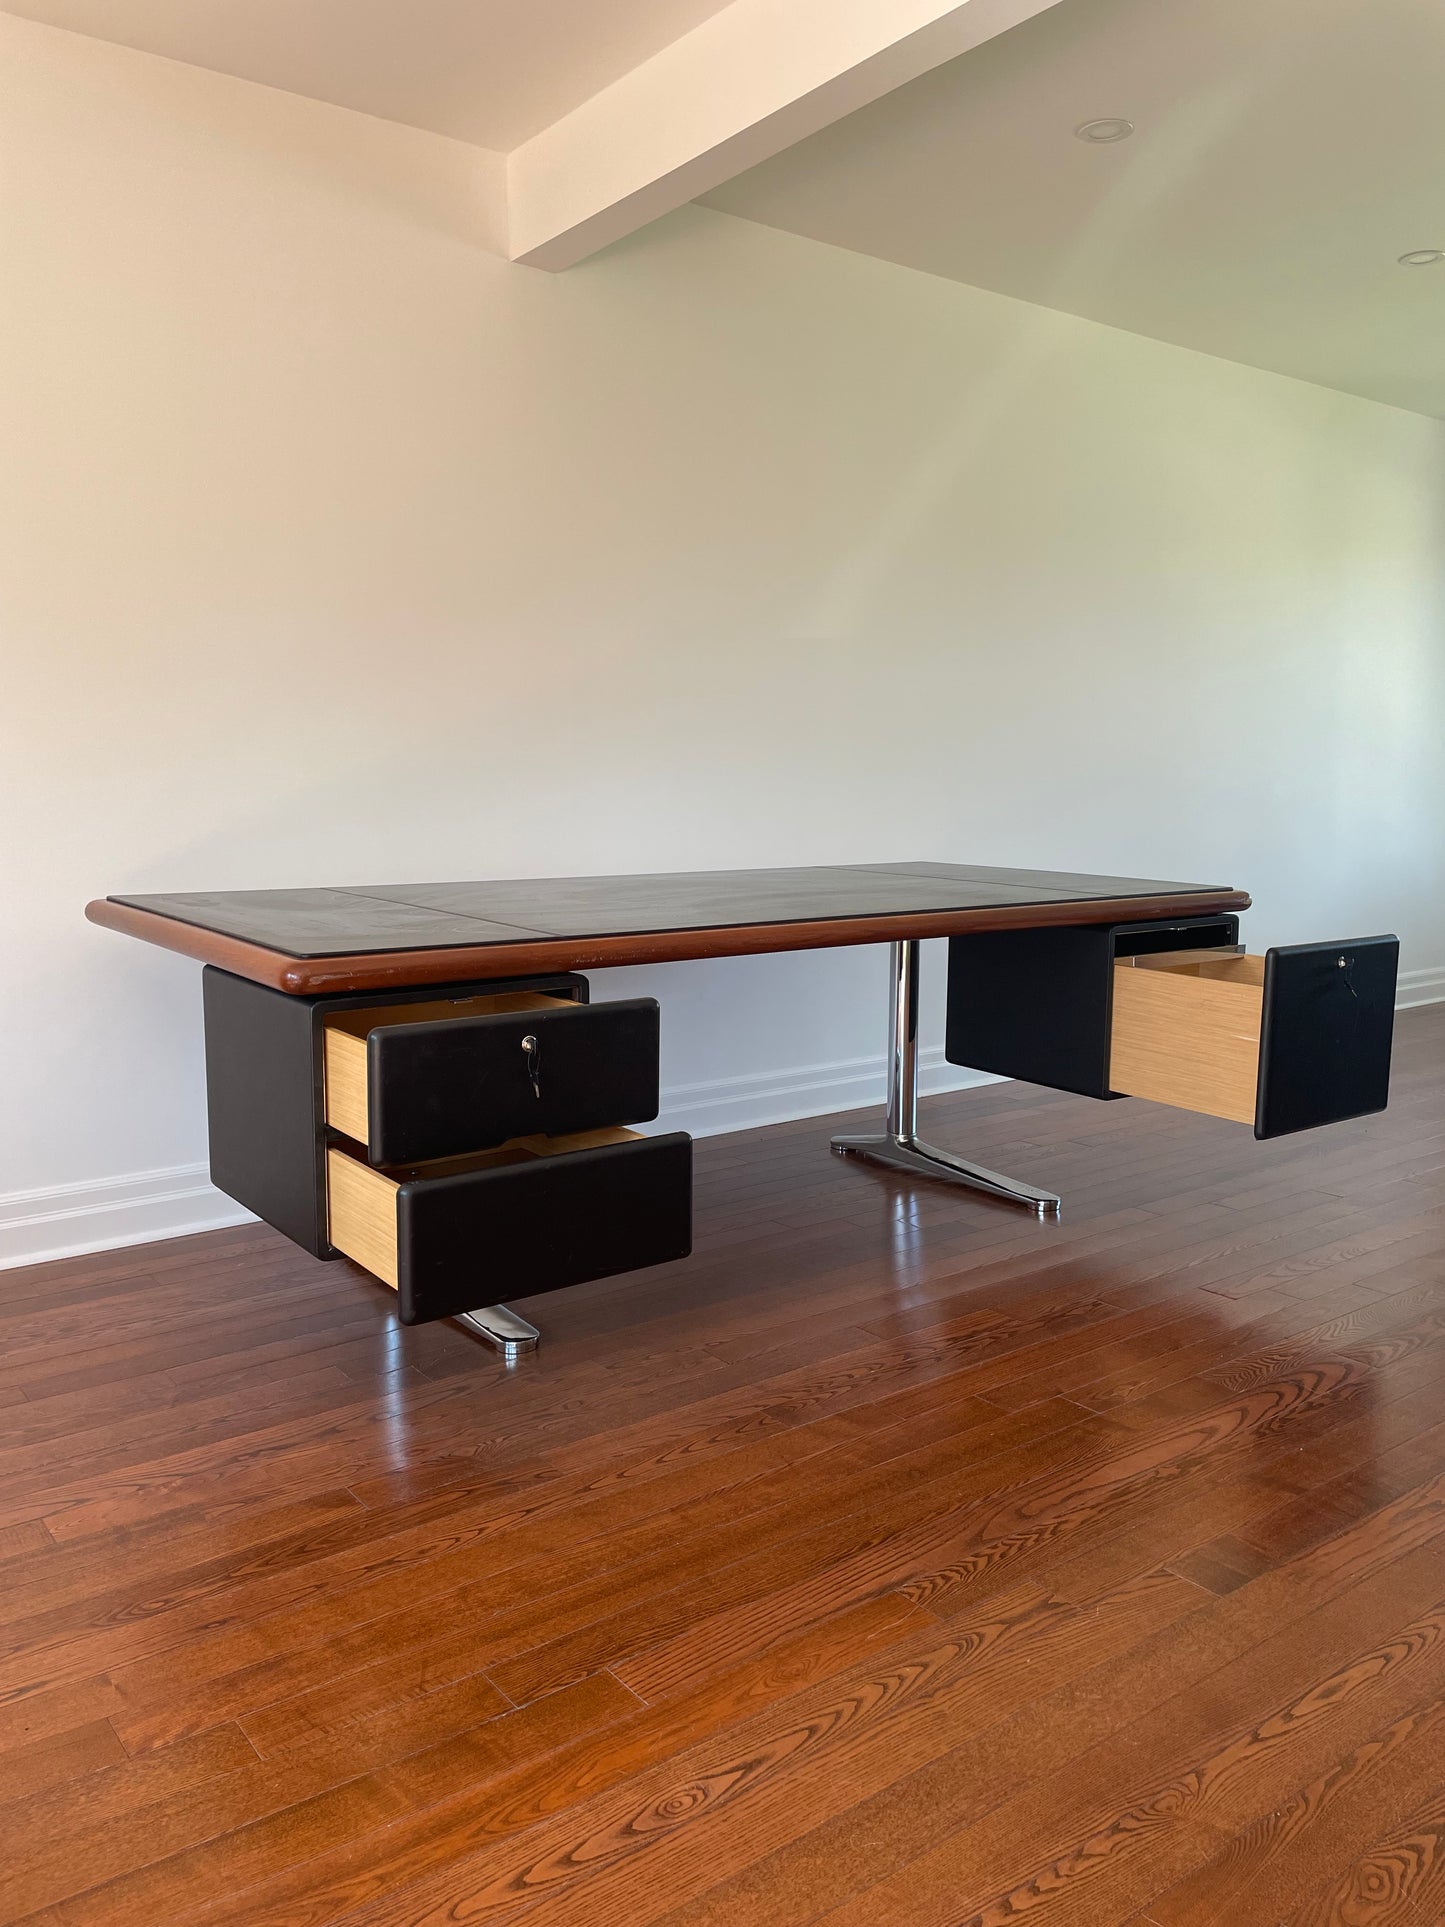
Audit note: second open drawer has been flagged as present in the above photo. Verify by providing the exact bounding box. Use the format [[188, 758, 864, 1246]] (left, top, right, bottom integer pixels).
[[327, 1127, 693, 1324], [1110, 936, 1398, 1138], [324, 990, 661, 1164]]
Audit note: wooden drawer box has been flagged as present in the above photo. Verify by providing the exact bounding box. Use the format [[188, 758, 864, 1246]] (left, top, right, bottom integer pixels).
[[1111, 937, 1398, 1137], [946, 915, 1243, 1099], [324, 991, 661, 1165], [947, 921, 1397, 1137], [327, 1128, 693, 1325]]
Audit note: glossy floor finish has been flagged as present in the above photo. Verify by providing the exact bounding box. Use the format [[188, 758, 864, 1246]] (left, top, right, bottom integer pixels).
[[2, 1010, 1444, 1927]]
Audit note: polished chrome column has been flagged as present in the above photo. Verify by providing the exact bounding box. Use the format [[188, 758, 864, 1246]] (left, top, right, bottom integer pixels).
[[832, 940, 1062, 1218], [455, 1304, 541, 1363], [885, 938, 919, 1139]]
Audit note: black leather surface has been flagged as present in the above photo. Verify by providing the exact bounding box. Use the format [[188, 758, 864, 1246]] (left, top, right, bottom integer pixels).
[[945, 916, 1240, 1097], [200, 964, 587, 1258], [113, 863, 1236, 957], [1257, 937, 1398, 1138], [396, 1133, 693, 1325], [204, 966, 329, 1254], [367, 998, 660, 1164]]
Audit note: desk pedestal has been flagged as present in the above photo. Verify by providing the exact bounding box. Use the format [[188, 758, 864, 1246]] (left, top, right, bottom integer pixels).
[[832, 941, 1063, 1220]]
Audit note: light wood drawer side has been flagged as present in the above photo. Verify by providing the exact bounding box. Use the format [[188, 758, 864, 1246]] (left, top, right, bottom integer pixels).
[[325, 1128, 644, 1290], [1109, 959, 1263, 1125], [326, 1146, 400, 1287]]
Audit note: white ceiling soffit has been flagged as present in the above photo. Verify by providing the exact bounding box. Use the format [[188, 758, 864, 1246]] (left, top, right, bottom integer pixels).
[[505, 0, 1069, 268], [0, 0, 1068, 270], [705, 0, 1445, 418], [0, 0, 738, 150]]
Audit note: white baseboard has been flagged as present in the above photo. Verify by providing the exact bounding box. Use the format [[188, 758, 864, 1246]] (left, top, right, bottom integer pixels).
[[1397, 965, 1445, 1009], [0, 1047, 993, 1273], [0, 1164, 256, 1272], [653, 1044, 998, 1141], [5, 971, 1440, 1274]]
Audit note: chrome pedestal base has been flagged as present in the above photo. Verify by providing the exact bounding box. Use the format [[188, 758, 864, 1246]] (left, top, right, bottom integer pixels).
[[455, 1304, 540, 1363], [832, 938, 1062, 1220], [832, 1133, 1060, 1218]]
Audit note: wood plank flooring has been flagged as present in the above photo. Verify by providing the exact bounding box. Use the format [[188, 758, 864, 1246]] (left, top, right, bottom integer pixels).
[[1, 1005, 1443, 1926]]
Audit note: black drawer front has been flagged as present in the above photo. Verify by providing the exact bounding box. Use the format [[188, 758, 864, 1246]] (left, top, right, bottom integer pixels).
[[946, 915, 1240, 1098], [396, 1133, 692, 1325], [1257, 936, 1398, 1138], [367, 998, 660, 1164]]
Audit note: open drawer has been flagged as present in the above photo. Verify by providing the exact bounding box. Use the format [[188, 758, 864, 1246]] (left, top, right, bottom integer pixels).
[[1110, 936, 1398, 1137], [324, 990, 661, 1165], [327, 1127, 692, 1324]]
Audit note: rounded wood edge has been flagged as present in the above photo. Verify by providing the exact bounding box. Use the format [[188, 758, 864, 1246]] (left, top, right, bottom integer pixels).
[[280, 891, 1253, 993], [86, 898, 297, 988], [88, 890, 1252, 995]]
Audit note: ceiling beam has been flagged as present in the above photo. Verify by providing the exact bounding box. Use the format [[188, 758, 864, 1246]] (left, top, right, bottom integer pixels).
[[506, 0, 1065, 270]]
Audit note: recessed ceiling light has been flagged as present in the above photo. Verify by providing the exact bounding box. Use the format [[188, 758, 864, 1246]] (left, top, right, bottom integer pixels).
[[1398, 249, 1444, 266], [1075, 118, 1135, 144]]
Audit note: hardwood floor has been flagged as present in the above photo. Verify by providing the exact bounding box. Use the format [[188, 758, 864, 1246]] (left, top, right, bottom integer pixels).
[[2, 1005, 1443, 1926]]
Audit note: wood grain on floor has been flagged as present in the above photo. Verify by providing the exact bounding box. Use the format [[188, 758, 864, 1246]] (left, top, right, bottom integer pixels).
[[1, 1005, 1443, 1925]]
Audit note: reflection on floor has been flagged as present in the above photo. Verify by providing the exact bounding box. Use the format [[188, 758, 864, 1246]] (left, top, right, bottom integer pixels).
[[1, 1005, 1443, 1926]]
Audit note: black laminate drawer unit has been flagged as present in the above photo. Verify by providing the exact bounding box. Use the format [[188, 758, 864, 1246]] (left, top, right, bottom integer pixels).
[[325, 992, 661, 1165], [327, 1130, 693, 1325], [945, 915, 1242, 1100], [947, 921, 1398, 1138]]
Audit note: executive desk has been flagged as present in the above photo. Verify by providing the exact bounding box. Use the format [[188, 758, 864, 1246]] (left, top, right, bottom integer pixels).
[[87, 863, 1397, 1358]]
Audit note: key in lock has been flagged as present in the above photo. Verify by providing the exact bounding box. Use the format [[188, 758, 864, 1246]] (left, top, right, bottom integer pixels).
[[520, 1033, 541, 1100]]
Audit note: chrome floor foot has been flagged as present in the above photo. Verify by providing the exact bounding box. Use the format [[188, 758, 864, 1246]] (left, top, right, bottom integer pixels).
[[832, 1132, 1061, 1218], [455, 1304, 540, 1363]]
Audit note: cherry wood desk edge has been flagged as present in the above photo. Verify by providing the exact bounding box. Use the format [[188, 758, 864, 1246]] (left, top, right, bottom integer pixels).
[[86, 889, 1253, 996]]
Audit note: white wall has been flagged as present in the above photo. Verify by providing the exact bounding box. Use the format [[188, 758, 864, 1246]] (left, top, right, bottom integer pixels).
[[2, 13, 1443, 1264]]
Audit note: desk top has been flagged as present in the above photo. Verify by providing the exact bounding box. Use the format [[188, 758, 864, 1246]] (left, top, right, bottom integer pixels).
[[87, 863, 1250, 996]]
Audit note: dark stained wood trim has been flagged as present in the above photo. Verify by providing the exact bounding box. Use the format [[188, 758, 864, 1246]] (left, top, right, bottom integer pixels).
[[87, 890, 1253, 995]]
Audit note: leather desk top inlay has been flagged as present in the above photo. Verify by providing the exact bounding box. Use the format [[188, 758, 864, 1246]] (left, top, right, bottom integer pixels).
[[87, 862, 1251, 995]]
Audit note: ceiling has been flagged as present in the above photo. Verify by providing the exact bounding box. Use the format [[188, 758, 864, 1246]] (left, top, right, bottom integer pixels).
[[0, 0, 734, 149], [6, 0, 1441, 415], [704, 0, 1445, 418]]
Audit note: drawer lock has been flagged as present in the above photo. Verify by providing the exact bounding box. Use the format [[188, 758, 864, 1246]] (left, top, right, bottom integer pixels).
[[521, 1033, 542, 1100]]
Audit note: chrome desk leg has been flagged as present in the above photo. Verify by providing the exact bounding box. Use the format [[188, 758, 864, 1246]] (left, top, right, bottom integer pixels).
[[455, 1304, 540, 1363], [832, 940, 1062, 1219]]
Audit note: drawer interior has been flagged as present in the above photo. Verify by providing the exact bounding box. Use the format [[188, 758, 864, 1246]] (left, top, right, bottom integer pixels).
[[945, 913, 1241, 1102], [1109, 952, 1266, 1125], [327, 1127, 643, 1287], [323, 991, 571, 1146]]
